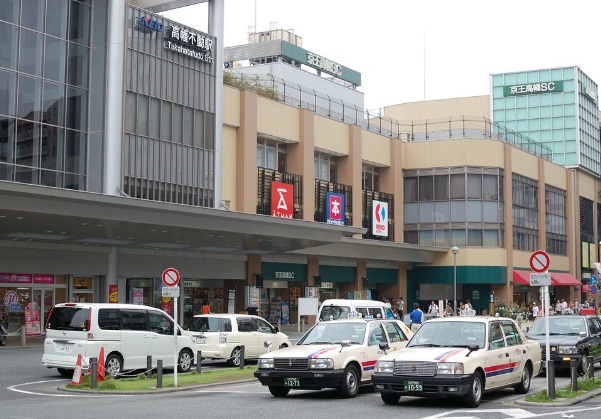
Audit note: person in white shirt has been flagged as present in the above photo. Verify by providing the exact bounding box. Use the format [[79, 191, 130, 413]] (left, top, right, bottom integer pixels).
[[561, 299, 567, 314], [428, 301, 439, 316], [532, 302, 539, 319]]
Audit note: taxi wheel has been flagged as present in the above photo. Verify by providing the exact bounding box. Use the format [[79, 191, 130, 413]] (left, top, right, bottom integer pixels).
[[227, 347, 242, 367], [338, 365, 359, 398], [578, 353, 590, 375], [514, 364, 531, 394], [380, 392, 401, 405], [57, 368, 72, 378], [463, 371, 483, 408], [269, 386, 290, 397]]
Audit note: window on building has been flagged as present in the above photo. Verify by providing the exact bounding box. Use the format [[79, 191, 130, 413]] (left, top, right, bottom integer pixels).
[[512, 174, 539, 251], [580, 196, 594, 242], [362, 164, 380, 191], [546, 185, 567, 255], [314, 152, 337, 182], [257, 138, 287, 172]]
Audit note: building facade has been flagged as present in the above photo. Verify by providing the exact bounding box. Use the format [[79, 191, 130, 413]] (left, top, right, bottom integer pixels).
[[1, 1, 601, 337]]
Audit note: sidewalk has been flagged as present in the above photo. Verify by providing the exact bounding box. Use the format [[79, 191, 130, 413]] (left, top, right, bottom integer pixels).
[[1, 334, 45, 348]]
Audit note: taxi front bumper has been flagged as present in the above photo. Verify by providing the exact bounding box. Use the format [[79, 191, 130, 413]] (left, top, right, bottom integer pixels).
[[254, 369, 346, 390], [372, 372, 474, 397]]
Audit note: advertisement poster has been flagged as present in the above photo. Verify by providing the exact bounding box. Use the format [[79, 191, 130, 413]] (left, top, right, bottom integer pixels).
[[162, 297, 172, 316], [270, 181, 294, 219], [109, 285, 118, 303], [281, 301, 289, 325], [325, 192, 345, 225], [372, 200, 389, 237], [25, 299, 41, 336], [131, 288, 144, 305]]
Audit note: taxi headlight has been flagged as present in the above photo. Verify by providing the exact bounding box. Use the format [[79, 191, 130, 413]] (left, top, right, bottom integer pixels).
[[310, 358, 334, 369], [258, 358, 274, 369], [375, 360, 395, 373], [437, 362, 464, 375], [558, 346, 578, 354]]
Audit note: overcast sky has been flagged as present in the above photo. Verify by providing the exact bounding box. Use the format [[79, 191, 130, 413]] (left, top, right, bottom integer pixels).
[[163, 0, 601, 114]]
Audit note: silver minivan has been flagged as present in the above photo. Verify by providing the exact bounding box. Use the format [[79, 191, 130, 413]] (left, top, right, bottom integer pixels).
[[42, 303, 197, 377]]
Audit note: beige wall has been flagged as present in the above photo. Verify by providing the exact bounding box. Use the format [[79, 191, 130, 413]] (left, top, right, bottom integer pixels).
[[579, 171, 597, 200], [221, 125, 237, 209], [362, 132, 392, 167], [544, 160, 568, 189], [384, 96, 490, 121], [403, 139, 505, 169], [257, 97, 301, 142], [511, 147, 539, 179], [223, 86, 240, 127], [314, 116, 350, 156]]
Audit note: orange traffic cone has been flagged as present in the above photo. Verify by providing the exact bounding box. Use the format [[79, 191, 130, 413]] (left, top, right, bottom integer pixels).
[[97, 347, 106, 381], [71, 354, 84, 386]]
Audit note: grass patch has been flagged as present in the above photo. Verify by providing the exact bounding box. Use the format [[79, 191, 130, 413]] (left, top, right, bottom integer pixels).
[[525, 377, 601, 403], [66, 366, 257, 391]]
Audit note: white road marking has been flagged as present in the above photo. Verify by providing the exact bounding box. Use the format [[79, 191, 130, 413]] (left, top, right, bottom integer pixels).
[[7, 380, 131, 397]]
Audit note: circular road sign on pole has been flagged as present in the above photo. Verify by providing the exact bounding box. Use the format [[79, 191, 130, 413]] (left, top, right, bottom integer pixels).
[[162, 267, 180, 287], [530, 250, 551, 273]]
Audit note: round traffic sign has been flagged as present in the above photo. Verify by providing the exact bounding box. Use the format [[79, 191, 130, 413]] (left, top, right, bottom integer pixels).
[[591, 285, 598, 295], [530, 250, 550, 273], [162, 268, 180, 287]]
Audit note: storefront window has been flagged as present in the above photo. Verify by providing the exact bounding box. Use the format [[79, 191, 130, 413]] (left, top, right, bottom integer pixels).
[[73, 276, 94, 303]]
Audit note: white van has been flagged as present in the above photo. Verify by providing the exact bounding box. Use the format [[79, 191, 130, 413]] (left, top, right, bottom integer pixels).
[[317, 299, 395, 322], [42, 303, 197, 378]]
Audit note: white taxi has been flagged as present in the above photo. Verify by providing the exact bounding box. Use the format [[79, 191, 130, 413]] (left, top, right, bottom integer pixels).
[[187, 314, 291, 366], [254, 318, 413, 398], [372, 316, 542, 407]]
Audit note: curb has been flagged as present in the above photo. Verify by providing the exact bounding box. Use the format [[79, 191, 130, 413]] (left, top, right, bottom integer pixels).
[[515, 387, 601, 407], [56, 378, 258, 395]]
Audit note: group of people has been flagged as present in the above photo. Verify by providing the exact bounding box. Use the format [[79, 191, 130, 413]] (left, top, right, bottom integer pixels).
[[529, 298, 591, 319], [380, 297, 405, 320], [406, 300, 474, 332]]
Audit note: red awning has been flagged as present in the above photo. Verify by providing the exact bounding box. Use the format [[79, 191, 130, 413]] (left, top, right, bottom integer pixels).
[[512, 270, 581, 287]]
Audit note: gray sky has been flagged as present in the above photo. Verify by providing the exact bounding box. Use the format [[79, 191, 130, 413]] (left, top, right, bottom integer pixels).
[[164, 0, 601, 114]]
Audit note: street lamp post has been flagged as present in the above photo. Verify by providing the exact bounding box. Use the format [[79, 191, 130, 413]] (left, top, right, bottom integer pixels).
[[451, 246, 459, 315]]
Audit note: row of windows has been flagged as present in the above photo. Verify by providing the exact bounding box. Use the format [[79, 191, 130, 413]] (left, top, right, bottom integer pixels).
[[0, 0, 91, 46], [0, 69, 88, 130], [493, 92, 575, 109], [404, 229, 502, 247], [257, 138, 287, 173], [124, 92, 215, 150], [404, 172, 502, 202], [404, 201, 502, 224], [0, 22, 89, 88], [494, 105, 576, 120]]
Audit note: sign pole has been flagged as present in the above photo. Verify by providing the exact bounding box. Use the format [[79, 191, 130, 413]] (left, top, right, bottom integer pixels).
[[173, 295, 178, 388], [544, 281, 551, 397]]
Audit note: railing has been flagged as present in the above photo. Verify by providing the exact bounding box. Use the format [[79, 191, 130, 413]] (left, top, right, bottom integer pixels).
[[225, 72, 554, 160]]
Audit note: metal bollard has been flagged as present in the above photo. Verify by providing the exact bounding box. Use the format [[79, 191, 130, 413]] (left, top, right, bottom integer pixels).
[[21, 326, 26, 347], [156, 360, 163, 389], [146, 355, 153, 378], [570, 359, 578, 391], [196, 351, 202, 374], [547, 360, 556, 400], [588, 356, 594, 379], [301, 318, 305, 333], [90, 357, 98, 389], [239, 346, 245, 369]]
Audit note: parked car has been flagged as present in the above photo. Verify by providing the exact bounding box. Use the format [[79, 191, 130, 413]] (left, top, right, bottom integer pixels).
[[42, 303, 197, 377], [254, 318, 413, 398], [372, 316, 542, 407], [525, 314, 601, 374], [187, 314, 291, 366], [317, 299, 395, 322]]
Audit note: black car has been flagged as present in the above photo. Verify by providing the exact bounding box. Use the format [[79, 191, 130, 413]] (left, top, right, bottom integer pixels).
[[525, 315, 601, 373]]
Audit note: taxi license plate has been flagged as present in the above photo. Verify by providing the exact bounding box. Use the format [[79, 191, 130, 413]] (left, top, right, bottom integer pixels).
[[57, 344, 71, 353], [284, 377, 300, 387], [404, 380, 422, 391]]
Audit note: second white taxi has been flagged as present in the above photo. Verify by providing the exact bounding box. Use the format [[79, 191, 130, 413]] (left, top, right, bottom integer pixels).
[[372, 316, 542, 407], [254, 318, 413, 398]]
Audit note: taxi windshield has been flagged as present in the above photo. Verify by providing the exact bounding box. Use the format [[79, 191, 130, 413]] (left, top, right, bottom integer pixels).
[[298, 322, 366, 345], [528, 317, 586, 336], [408, 321, 486, 348]]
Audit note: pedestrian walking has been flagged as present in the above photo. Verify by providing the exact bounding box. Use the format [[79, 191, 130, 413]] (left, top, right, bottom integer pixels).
[[409, 303, 423, 333], [396, 297, 404, 321]]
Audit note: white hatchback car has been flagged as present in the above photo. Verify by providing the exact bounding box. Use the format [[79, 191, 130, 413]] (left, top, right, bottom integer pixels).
[[254, 318, 413, 398], [187, 314, 291, 366], [372, 316, 542, 407]]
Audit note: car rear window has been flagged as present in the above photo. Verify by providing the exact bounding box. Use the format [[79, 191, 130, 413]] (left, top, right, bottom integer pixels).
[[319, 306, 351, 321], [188, 317, 231, 332], [47, 306, 90, 331]]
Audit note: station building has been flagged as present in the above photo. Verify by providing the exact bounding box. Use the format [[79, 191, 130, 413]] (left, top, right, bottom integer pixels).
[[1, 0, 600, 335]]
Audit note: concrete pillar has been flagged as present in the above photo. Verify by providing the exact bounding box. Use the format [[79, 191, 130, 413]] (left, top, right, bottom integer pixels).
[[236, 90, 259, 213], [209, 0, 224, 208]]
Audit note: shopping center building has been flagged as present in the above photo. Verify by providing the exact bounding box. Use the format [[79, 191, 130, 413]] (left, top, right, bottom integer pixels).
[[1, 0, 600, 335]]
